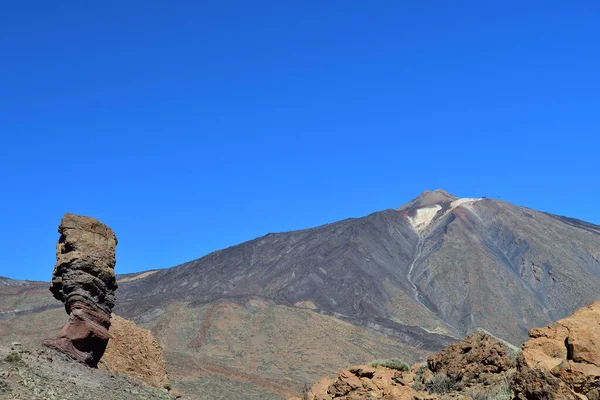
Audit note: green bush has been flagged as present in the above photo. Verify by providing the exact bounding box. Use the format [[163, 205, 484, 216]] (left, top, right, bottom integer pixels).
[[425, 373, 460, 394], [411, 363, 428, 392], [369, 358, 409, 371], [4, 353, 21, 363], [415, 364, 428, 375], [411, 380, 425, 392]]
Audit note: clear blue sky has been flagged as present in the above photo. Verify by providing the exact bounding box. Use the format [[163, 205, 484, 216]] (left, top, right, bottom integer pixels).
[[1, 1, 598, 281]]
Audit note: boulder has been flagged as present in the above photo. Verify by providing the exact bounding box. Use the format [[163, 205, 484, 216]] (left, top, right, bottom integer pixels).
[[43, 213, 118, 367], [513, 300, 600, 400]]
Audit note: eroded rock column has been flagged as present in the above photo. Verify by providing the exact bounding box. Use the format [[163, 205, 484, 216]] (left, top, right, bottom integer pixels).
[[43, 213, 118, 367]]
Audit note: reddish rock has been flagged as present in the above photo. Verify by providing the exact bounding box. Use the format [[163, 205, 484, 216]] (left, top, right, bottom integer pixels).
[[42, 302, 111, 367], [43, 213, 118, 367]]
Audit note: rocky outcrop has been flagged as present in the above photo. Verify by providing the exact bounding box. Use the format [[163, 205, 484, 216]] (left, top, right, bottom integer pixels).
[[101, 315, 170, 389], [513, 300, 600, 400], [427, 332, 513, 387], [43, 213, 118, 367]]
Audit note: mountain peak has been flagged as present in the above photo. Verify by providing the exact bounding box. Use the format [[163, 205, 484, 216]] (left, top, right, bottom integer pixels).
[[398, 190, 485, 233], [432, 188, 455, 197], [399, 189, 458, 211]]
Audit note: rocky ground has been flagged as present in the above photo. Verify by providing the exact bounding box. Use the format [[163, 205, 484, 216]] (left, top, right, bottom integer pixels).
[[102, 314, 170, 389], [0, 343, 173, 400]]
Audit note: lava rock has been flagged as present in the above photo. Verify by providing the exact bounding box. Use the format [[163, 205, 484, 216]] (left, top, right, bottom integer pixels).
[[43, 213, 118, 367]]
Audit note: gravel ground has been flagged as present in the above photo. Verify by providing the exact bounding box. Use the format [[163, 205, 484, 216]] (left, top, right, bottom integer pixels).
[[0, 344, 174, 400]]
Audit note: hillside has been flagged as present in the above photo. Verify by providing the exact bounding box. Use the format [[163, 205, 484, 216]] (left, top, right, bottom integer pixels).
[[1, 190, 599, 399]]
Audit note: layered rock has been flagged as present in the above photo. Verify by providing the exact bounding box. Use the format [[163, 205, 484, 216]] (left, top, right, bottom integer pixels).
[[43, 213, 118, 367], [513, 300, 600, 400], [101, 315, 170, 389]]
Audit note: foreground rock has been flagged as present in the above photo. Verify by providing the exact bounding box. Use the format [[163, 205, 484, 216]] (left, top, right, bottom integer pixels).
[[43, 213, 118, 367], [101, 315, 170, 389], [513, 300, 600, 400]]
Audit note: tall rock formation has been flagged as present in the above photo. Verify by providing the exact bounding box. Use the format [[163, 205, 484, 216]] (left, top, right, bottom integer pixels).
[[43, 213, 118, 367]]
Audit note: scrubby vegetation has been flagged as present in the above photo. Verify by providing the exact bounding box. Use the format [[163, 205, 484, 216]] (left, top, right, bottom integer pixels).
[[469, 375, 512, 400], [425, 373, 461, 394], [411, 364, 428, 391], [369, 358, 409, 371], [507, 348, 521, 364], [4, 353, 21, 363]]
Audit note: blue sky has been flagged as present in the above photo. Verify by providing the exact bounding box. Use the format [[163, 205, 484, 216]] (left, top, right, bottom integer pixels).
[[1, 1, 599, 281]]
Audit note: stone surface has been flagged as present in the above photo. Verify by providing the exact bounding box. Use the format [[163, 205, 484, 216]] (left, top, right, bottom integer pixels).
[[101, 314, 170, 389], [43, 213, 118, 367], [513, 300, 600, 400]]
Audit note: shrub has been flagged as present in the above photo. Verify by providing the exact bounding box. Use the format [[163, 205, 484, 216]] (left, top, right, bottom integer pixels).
[[470, 376, 512, 400], [411, 380, 425, 392], [369, 358, 409, 371], [415, 364, 428, 375], [4, 353, 21, 363], [425, 373, 460, 394], [470, 386, 511, 400], [411, 363, 428, 392]]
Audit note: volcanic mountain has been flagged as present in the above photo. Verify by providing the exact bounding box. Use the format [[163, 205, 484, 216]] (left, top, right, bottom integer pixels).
[[2, 190, 599, 399], [118, 190, 600, 342]]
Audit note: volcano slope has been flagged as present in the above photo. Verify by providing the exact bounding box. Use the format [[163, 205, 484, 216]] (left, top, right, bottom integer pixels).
[[2, 190, 600, 399]]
